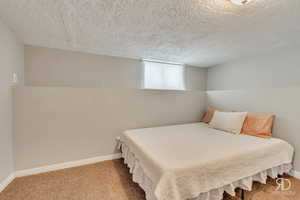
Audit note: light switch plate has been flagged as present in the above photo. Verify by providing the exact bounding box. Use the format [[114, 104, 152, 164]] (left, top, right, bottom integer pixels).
[[12, 73, 18, 85]]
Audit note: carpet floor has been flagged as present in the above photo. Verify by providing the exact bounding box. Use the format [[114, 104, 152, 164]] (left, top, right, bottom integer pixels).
[[0, 159, 299, 200]]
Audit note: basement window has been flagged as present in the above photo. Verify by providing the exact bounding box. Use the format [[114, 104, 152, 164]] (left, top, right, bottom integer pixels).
[[143, 60, 185, 90]]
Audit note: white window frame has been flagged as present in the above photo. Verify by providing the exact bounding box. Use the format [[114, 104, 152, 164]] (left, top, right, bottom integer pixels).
[[142, 60, 186, 91]]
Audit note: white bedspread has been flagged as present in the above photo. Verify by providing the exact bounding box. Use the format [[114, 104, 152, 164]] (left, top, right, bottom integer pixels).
[[119, 123, 294, 200]]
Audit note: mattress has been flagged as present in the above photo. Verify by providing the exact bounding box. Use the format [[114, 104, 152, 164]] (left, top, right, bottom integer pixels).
[[119, 123, 294, 200]]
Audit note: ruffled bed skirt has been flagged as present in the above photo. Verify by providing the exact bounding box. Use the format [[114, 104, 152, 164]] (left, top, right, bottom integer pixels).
[[118, 142, 292, 200]]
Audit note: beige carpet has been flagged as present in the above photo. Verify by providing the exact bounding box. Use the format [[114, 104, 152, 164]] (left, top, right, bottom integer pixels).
[[0, 159, 299, 200]]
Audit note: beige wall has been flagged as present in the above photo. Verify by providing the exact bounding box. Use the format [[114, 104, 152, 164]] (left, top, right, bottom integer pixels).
[[14, 87, 205, 170], [25, 46, 207, 91], [0, 20, 24, 183], [206, 48, 300, 171], [17, 45, 207, 171]]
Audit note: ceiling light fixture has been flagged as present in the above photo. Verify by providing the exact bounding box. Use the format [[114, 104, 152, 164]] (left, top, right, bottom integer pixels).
[[230, 0, 252, 5]]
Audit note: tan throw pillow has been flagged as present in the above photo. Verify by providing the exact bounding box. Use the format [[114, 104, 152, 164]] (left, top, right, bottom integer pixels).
[[241, 114, 275, 138], [201, 108, 216, 123], [209, 111, 248, 134]]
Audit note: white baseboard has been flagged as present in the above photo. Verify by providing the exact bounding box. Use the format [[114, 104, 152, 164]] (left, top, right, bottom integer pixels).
[[289, 169, 300, 179], [0, 173, 15, 193], [15, 153, 121, 177]]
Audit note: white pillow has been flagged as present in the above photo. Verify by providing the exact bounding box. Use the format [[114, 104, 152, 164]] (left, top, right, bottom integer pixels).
[[209, 111, 248, 134]]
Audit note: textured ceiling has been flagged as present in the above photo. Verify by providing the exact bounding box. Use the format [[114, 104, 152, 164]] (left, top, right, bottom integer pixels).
[[0, 0, 300, 67]]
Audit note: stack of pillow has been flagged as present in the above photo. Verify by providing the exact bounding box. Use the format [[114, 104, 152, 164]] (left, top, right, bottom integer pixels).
[[201, 108, 275, 138]]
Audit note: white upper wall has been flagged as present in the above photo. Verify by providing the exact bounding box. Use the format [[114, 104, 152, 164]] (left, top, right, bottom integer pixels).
[[207, 47, 300, 90], [24, 46, 207, 91], [0, 19, 24, 183]]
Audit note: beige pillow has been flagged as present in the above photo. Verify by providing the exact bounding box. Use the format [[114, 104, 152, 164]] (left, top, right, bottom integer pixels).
[[209, 111, 248, 134]]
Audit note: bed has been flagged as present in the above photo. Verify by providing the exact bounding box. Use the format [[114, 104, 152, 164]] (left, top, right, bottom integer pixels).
[[118, 123, 294, 200]]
